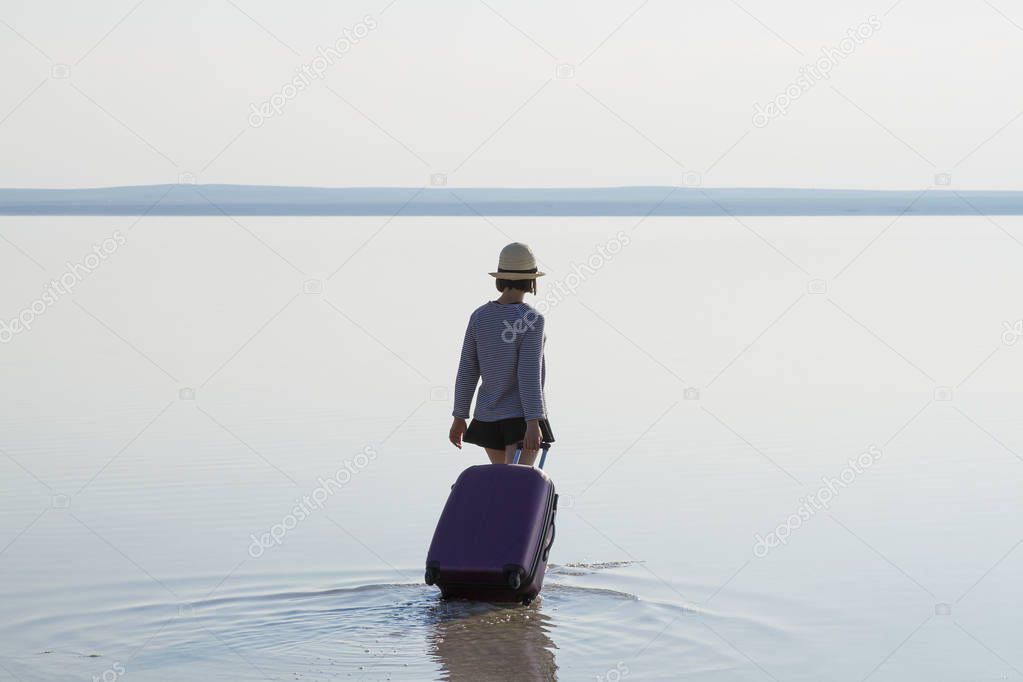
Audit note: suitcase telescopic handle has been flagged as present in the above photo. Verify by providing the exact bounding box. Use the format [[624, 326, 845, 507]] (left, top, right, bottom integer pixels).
[[513, 441, 552, 469]]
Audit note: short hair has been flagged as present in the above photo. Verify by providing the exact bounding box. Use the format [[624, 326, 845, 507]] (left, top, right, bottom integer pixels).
[[495, 278, 536, 294]]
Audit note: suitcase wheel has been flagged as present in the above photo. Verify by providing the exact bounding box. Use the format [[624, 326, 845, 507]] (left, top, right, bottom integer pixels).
[[521, 596, 533, 606], [504, 566, 524, 590], [424, 565, 438, 586]]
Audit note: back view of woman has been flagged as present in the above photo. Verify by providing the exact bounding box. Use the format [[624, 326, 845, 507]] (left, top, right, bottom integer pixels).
[[448, 242, 555, 466]]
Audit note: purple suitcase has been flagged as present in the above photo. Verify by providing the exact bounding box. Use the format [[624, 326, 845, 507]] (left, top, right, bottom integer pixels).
[[425, 443, 557, 605]]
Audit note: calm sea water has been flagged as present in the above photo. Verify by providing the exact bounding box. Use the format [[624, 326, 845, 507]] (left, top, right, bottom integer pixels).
[[1, 215, 1021, 681]]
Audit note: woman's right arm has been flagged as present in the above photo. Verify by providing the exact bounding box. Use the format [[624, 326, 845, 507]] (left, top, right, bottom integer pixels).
[[517, 314, 546, 450], [517, 313, 545, 423]]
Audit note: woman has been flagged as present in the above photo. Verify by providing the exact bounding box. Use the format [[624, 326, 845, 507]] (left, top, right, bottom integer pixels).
[[448, 242, 555, 466]]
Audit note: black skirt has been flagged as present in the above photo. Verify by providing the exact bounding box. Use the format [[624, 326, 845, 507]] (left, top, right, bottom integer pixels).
[[463, 417, 556, 451]]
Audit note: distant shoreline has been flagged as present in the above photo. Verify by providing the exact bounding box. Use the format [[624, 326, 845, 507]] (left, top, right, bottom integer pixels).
[[1, 185, 1020, 216]]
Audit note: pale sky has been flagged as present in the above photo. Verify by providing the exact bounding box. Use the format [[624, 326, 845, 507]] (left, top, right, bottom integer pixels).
[[1, 0, 1021, 189]]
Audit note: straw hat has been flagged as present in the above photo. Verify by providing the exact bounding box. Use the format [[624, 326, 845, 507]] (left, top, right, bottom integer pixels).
[[489, 242, 546, 280]]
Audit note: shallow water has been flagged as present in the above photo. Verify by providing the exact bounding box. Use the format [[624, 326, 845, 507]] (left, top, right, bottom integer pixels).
[[1, 215, 1022, 680]]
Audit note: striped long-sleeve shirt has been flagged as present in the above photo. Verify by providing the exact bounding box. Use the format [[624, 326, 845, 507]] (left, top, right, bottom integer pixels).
[[452, 301, 547, 422]]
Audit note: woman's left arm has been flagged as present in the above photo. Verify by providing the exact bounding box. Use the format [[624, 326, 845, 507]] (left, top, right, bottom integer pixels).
[[450, 317, 480, 448]]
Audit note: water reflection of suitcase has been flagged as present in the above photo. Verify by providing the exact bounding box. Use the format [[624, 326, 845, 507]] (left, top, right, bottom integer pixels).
[[425, 443, 557, 606]]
